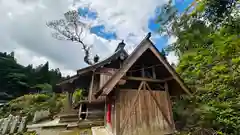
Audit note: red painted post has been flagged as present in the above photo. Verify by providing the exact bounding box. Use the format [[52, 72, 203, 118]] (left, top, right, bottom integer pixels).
[[106, 103, 112, 125]]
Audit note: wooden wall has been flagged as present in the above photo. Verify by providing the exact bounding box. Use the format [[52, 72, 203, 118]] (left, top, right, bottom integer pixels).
[[88, 74, 99, 101], [99, 68, 118, 89], [118, 89, 173, 135]]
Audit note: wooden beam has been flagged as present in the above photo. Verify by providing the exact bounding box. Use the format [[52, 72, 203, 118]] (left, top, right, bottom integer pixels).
[[152, 66, 156, 79], [164, 82, 175, 130], [95, 37, 152, 98], [78, 103, 82, 120], [115, 91, 120, 135], [157, 84, 165, 89], [149, 46, 192, 95], [78, 100, 105, 104], [104, 98, 107, 126], [85, 108, 89, 119], [145, 82, 173, 129], [57, 75, 79, 86], [88, 72, 95, 102], [119, 89, 164, 91], [95, 71, 173, 83], [119, 60, 122, 68], [120, 81, 144, 135], [141, 64, 145, 77], [124, 76, 173, 83]]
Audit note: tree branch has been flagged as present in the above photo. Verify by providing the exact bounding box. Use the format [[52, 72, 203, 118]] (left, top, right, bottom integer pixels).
[[46, 10, 99, 65]]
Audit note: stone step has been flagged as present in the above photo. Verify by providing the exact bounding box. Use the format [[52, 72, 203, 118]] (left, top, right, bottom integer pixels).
[[58, 112, 79, 123], [77, 120, 105, 129], [58, 114, 78, 118], [91, 126, 110, 135], [59, 117, 79, 123]]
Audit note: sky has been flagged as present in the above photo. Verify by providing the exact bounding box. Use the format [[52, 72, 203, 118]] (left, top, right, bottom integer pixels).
[[0, 0, 193, 76]]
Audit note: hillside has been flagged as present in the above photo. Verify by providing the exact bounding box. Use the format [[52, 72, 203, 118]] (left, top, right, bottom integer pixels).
[[0, 52, 63, 102]]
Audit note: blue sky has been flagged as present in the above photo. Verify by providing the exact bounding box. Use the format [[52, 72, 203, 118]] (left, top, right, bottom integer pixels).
[[79, 0, 194, 50], [148, 0, 194, 50], [0, 0, 195, 76]]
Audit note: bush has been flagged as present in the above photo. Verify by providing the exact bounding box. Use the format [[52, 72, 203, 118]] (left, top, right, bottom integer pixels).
[[0, 93, 66, 121], [73, 89, 83, 104]]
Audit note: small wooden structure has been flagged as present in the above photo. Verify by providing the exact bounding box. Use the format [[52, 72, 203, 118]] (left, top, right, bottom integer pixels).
[[56, 32, 191, 135]]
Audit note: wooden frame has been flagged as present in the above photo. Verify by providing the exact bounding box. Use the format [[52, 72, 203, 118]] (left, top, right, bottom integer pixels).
[[124, 76, 173, 83], [149, 46, 192, 95], [95, 33, 191, 98]]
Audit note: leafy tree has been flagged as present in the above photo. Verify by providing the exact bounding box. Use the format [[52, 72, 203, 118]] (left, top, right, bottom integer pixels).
[[158, 0, 240, 134], [0, 52, 63, 100]]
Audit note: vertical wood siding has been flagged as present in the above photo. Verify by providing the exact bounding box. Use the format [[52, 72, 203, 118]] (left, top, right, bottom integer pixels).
[[119, 90, 173, 135], [99, 68, 118, 89]]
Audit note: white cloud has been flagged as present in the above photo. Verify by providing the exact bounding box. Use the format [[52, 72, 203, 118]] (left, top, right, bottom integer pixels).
[[166, 35, 179, 65], [73, 0, 168, 48], [167, 35, 177, 45], [166, 51, 178, 65], [0, 0, 168, 76]]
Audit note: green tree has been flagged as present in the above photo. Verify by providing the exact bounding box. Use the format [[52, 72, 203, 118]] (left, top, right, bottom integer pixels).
[[0, 52, 63, 100], [157, 0, 240, 134]]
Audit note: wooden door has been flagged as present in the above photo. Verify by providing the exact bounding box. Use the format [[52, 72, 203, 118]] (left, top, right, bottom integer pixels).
[[118, 81, 174, 135]]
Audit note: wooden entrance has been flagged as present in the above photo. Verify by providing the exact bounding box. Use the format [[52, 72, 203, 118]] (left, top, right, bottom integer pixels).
[[118, 81, 174, 135]]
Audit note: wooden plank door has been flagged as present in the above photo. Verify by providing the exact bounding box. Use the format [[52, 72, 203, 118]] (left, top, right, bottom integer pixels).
[[118, 81, 173, 135]]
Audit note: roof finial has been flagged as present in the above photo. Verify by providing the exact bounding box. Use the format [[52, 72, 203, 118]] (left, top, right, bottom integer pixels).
[[114, 40, 126, 52], [146, 32, 151, 39]]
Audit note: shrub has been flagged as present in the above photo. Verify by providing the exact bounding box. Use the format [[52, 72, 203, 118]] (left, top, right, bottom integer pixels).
[[0, 93, 66, 121], [73, 89, 83, 104]]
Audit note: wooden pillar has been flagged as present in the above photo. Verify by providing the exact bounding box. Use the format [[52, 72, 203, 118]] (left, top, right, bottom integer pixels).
[[152, 66, 156, 79], [119, 61, 122, 68], [104, 97, 107, 126], [88, 71, 95, 102], [115, 90, 120, 135], [141, 64, 145, 77], [78, 104, 82, 120]]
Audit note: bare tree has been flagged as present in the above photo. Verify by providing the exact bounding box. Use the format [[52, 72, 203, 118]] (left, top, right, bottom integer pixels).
[[47, 10, 99, 65]]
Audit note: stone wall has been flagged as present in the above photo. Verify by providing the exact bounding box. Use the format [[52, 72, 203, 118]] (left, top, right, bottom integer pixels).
[[0, 109, 50, 134], [0, 115, 27, 134], [32, 110, 50, 123]]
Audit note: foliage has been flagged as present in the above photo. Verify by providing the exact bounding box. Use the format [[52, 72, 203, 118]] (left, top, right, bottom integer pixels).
[[0, 93, 66, 120], [158, 0, 240, 134], [17, 131, 37, 135], [0, 52, 63, 100], [201, 0, 239, 27], [73, 88, 83, 104], [32, 83, 53, 94]]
